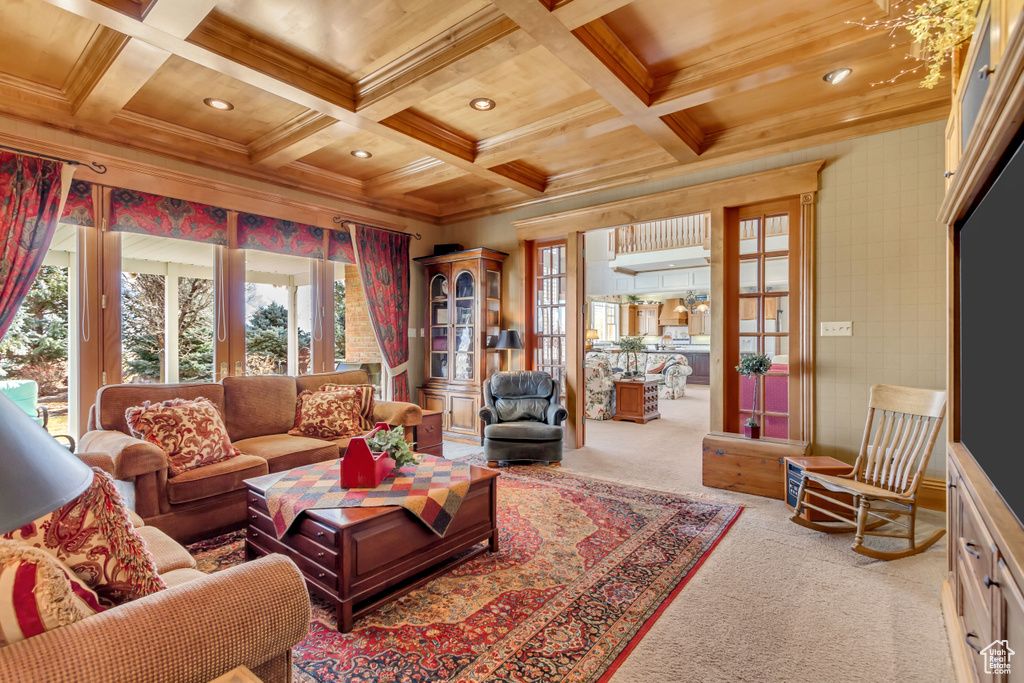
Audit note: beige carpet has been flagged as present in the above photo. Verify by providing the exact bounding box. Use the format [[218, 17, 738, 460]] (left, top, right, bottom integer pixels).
[[446, 385, 954, 683]]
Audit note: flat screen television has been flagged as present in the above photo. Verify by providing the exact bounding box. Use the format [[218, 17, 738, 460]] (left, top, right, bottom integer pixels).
[[958, 132, 1024, 526]]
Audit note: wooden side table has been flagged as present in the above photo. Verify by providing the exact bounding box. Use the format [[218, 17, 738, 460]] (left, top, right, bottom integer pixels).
[[414, 409, 444, 457], [612, 379, 660, 424]]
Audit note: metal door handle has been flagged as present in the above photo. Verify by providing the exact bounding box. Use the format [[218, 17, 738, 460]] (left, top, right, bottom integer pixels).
[[965, 632, 982, 654], [978, 64, 995, 79], [964, 541, 981, 559], [984, 575, 998, 588]]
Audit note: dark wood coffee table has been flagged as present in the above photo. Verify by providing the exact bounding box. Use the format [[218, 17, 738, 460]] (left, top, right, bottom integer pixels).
[[244, 462, 499, 632]]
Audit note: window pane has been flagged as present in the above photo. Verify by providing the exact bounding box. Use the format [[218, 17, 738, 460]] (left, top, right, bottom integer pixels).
[[245, 251, 312, 376], [739, 218, 760, 255], [2, 223, 77, 436], [739, 259, 759, 294], [764, 214, 789, 252], [764, 373, 788, 414], [764, 295, 787, 333], [765, 256, 789, 292], [764, 414, 789, 438], [121, 234, 215, 384]]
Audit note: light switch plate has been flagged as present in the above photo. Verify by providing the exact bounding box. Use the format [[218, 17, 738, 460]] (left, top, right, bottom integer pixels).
[[820, 321, 853, 337]]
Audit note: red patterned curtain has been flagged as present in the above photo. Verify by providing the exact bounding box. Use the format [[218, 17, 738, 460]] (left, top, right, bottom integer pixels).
[[238, 213, 324, 258], [352, 223, 411, 401], [110, 188, 227, 245], [328, 228, 355, 264], [0, 152, 67, 340], [60, 180, 94, 227]]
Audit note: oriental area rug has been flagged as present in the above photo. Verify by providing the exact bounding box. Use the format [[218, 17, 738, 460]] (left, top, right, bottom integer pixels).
[[188, 460, 742, 682]]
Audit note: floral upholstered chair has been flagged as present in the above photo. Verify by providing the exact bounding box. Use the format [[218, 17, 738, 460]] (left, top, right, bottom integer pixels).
[[583, 351, 693, 418], [584, 356, 614, 420]]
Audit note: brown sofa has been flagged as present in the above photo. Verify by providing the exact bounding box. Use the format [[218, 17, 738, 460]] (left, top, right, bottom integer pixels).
[[0, 504, 310, 683], [78, 370, 422, 544]]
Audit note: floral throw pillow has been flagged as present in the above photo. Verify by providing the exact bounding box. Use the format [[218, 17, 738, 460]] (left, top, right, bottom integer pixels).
[[320, 383, 375, 431], [0, 540, 106, 646], [125, 397, 239, 476], [290, 384, 374, 440], [3, 470, 166, 607]]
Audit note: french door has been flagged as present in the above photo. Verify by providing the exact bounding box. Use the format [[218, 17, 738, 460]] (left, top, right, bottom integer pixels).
[[726, 198, 805, 439], [529, 239, 568, 400]]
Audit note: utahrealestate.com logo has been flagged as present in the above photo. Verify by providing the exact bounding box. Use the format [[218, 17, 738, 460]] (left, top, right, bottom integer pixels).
[[980, 640, 1014, 676]]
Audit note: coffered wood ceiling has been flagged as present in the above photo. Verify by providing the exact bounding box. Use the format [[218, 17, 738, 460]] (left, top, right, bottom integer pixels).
[[0, 0, 950, 224]]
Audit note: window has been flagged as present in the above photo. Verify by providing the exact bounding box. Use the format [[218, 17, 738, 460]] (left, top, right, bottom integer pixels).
[[334, 269, 346, 361], [591, 301, 617, 342], [1, 224, 77, 436], [121, 234, 215, 383], [533, 241, 567, 398], [245, 251, 312, 376]]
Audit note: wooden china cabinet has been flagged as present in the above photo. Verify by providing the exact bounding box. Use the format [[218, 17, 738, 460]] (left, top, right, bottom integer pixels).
[[415, 248, 507, 443]]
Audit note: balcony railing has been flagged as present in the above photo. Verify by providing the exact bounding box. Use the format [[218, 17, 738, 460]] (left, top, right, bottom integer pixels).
[[609, 212, 710, 257]]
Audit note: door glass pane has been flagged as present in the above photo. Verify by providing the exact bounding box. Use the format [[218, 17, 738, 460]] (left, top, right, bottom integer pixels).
[[453, 271, 474, 381], [764, 414, 789, 438], [764, 214, 789, 252], [764, 373, 788, 414], [121, 234, 215, 384], [739, 299, 759, 333], [739, 217, 760, 255], [739, 259, 759, 293], [765, 256, 789, 292], [429, 273, 448, 380], [764, 295, 787, 333]]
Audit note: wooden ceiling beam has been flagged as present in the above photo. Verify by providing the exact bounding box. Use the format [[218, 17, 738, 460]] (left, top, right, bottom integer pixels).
[[488, 160, 548, 193], [37, 0, 545, 197], [551, 0, 640, 31], [363, 158, 470, 198], [489, 0, 702, 162], [474, 97, 624, 166], [63, 0, 217, 124], [648, 12, 894, 116], [248, 111, 358, 168], [356, 7, 534, 121]]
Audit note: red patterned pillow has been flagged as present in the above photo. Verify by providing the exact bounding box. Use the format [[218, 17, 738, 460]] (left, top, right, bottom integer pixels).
[[125, 396, 239, 476], [320, 383, 375, 431], [3, 470, 165, 607], [290, 384, 374, 439], [0, 540, 106, 646]]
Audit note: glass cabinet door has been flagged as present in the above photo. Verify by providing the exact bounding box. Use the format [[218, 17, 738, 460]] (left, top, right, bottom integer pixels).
[[429, 273, 449, 379], [453, 270, 475, 381]]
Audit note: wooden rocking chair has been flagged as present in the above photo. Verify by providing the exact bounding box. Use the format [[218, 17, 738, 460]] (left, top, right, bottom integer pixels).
[[790, 384, 947, 560]]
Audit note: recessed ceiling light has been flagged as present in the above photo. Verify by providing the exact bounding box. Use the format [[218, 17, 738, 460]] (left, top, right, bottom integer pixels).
[[350, 150, 372, 159], [823, 68, 853, 85], [669, 264, 676, 267], [470, 98, 496, 111], [203, 97, 234, 111]]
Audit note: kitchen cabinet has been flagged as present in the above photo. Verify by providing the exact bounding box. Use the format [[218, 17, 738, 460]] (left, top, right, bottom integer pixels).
[[637, 304, 661, 336]]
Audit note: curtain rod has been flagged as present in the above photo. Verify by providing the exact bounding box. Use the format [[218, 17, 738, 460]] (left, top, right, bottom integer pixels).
[[332, 215, 421, 240], [0, 143, 108, 174]]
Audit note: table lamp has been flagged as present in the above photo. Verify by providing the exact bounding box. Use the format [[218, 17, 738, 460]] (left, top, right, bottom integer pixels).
[[495, 329, 523, 370], [585, 328, 599, 350], [0, 392, 93, 534]]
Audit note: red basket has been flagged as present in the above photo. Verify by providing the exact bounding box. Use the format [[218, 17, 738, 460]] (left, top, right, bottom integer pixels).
[[341, 422, 397, 488]]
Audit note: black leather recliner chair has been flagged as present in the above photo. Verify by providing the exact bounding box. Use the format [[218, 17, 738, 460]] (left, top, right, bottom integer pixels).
[[479, 371, 567, 466]]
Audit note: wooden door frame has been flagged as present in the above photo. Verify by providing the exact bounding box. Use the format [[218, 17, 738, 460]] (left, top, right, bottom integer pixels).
[[513, 161, 823, 446]]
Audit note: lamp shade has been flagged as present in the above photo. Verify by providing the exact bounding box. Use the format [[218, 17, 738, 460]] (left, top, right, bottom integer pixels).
[[495, 329, 523, 350], [0, 393, 93, 534], [585, 328, 600, 340]]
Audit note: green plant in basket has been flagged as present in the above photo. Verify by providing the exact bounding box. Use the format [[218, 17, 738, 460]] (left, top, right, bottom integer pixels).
[[367, 425, 420, 468], [735, 354, 772, 427]]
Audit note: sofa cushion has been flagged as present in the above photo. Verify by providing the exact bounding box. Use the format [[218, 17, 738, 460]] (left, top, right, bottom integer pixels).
[[290, 385, 374, 439], [166, 454, 268, 505], [295, 370, 370, 394], [222, 375, 298, 442], [134, 526, 196, 574], [233, 434, 338, 473], [484, 423, 563, 442], [126, 397, 240, 476], [0, 540, 106, 646], [3, 470, 165, 606], [95, 382, 225, 435]]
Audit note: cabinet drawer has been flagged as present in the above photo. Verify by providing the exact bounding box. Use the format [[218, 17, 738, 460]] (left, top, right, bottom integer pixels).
[[997, 559, 1024, 682], [959, 489, 996, 615], [959, 553, 993, 682]]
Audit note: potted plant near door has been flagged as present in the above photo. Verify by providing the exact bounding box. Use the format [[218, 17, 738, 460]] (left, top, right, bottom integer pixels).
[[735, 354, 772, 439], [617, 335, 647, 379]]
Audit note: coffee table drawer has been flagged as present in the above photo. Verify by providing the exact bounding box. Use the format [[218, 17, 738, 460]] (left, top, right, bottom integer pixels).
[[298, 517, 339, 548], [248, 510, 338, 568], [249, 528, 339, 591]]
